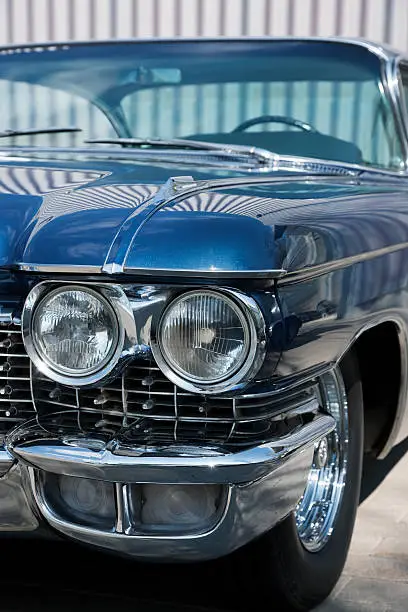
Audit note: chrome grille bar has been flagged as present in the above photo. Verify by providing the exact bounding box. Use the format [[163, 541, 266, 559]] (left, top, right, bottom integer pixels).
[[0, 320, 320, 450], [32, 360, 319, 448], [0, 321, 36, 436]]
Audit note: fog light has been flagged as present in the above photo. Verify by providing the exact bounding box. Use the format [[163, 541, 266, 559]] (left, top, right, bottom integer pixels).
[[141, 484, 220, 526], [59, 475, 115, 520]]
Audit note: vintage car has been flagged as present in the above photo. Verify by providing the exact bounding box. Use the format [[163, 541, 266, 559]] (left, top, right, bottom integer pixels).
[[0, 35, 407, 609]]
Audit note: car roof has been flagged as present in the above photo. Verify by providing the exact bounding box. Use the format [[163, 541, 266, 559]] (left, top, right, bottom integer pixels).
[[0, 36, 404, 62]]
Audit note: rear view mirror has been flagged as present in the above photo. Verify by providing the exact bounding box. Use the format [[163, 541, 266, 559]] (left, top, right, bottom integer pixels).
[[124, 67, 182, 85]]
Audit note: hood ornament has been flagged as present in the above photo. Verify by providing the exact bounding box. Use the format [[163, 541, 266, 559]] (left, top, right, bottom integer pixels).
[[154, 175, 197, 204]]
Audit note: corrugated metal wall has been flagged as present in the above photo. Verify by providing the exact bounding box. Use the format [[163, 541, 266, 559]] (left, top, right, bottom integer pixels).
[[0, 0, 407, 51]]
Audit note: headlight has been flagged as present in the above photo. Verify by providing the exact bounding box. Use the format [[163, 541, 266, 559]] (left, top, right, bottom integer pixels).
[[152, 289, 265, 393], [28, 286, 119, 378]]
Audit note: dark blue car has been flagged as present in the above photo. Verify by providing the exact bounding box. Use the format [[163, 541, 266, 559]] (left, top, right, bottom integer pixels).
[[0, 36, 407, 610]]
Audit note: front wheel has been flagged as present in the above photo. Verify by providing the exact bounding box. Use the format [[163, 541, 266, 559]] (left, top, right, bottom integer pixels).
[[239, 351, 363, 611]]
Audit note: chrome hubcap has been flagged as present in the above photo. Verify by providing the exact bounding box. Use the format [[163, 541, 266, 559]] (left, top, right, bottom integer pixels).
[[295, 368, 349, 552]]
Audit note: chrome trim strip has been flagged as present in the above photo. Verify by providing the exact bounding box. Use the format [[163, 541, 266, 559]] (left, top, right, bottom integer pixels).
[[0, 146, 343, 173], [278, 240, 408, 286], [394, 57, 408, 169], [114, 482, 132, 534], [2, 148, 406, 178], [382, 56, 408, 170], [121, 267, 287, 279], [16, 263, 103, 274], [9, 412, 334, 484], [0, 36, 400, 61]]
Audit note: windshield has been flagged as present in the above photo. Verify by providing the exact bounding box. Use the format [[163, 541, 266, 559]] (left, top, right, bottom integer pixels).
[[0, 40, 402, 169]]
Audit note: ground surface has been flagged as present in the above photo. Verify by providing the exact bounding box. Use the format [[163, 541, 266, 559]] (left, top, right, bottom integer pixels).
[[0, 439, 407, 611], [318, 437, 408, 611]]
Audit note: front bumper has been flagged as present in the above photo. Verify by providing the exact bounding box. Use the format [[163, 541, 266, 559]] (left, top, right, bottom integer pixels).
[[0, 411, 335, 561]]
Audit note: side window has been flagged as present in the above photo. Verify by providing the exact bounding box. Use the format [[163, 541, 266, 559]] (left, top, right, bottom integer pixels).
[[399, 64, 408, 116]]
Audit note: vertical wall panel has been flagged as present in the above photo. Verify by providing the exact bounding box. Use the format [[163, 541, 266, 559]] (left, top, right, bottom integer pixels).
[[245, 0, 267, 36], [133, 0, 155, 37], [291, 0, 314, 36], [200, 0, 224, 36], [0, 0, 406, 51], [90, 0, 112, 39], [157, 0, 177, 37], [71, 0, 93, 41], [365, 0, 387, 42], [51, 0, 70, 41], [341, 0, 366, 38], [28, 0, 49, 42], [7, 0, 29, 42], [270, 1, 292, 37], [222, 0, 244, 37], [315, 0, 338, 36], [389, 0, 408, 52], [113, 0, 134, 38], [179, 0, 199, 37]]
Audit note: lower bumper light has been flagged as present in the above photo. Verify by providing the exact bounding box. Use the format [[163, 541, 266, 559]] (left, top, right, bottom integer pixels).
[[139, 484, 223, 532], [60, 475, 115, 517], [54, 474, 116, 529], [40, 473, 226, 536]]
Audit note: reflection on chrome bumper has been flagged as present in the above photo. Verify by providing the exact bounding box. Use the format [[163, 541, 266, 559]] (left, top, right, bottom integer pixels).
[[8, 413, 334, 484], [0, 412, 335, 560]]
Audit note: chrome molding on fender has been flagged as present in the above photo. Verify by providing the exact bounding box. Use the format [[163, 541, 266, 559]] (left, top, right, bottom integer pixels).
[[14, 262, 288, 279], [16, 263, 103, 274], [121, 267, 288, 279]]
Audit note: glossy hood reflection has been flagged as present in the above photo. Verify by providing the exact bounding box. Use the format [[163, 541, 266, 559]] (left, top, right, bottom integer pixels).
[[0, 158, 406, 279]]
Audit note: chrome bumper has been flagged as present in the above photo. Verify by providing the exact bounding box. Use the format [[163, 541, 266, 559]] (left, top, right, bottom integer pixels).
[[0, 412, 335, 561]]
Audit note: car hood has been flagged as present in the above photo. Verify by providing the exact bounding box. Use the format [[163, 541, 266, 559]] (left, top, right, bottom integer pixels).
[[0, 157, 405, 277]]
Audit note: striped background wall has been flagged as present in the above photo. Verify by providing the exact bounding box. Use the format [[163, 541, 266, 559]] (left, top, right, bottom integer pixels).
[[0, 0, 407, 51]]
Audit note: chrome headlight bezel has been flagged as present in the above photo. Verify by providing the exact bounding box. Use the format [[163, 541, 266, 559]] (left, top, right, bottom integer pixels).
[[22, 282, 137, 387], [151, 288, 266, 394]]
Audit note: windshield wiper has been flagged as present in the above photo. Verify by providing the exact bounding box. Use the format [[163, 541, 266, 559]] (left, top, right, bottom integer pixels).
[[0, 127, 82, 138], [85, 136, 244, 150], [84, 136, 277, 167]]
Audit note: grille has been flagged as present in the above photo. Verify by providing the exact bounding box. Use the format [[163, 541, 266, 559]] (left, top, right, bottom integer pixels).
[[1, 321, 318, 450], [0, 321, 35, 440]]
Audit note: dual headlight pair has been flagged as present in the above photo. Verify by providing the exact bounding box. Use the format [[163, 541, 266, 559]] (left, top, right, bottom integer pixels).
[[22, 284, 265, 393]]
